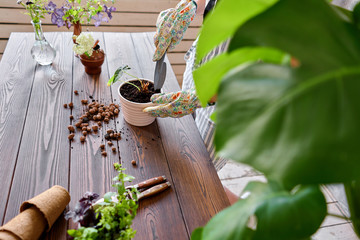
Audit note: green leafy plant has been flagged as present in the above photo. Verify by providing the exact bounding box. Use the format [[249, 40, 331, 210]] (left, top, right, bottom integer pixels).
[[45, 0, 117, 28], [66, 163, 138, 240], [107, 65, 149, 93], [192, 0, 360, 239], [17, 0, 48, 23]]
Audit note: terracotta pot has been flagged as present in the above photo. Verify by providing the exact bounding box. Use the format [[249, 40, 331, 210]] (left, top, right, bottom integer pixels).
[[73, 21, 82, 44], [118, 79, 156, 127], [79, 50, 105, 75]]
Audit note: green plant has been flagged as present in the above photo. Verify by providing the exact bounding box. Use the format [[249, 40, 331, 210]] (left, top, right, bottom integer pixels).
[[46, 0, 116, 28], [66, 163, 138, 240], [107, 65, 149, 92], [17, 0, 48, 23], [192, 0, 360, 239]]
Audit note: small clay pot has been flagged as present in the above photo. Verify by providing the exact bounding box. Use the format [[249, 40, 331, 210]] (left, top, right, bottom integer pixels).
[[79, 49, 105, 75]]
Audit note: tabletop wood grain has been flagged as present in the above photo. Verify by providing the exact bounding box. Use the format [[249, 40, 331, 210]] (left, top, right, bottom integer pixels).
[[0, 32, 229, 239]]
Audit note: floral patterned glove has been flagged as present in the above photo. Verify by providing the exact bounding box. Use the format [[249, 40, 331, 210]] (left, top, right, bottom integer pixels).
[[143, 88, 202, 118], [153, 0, 197, 61]]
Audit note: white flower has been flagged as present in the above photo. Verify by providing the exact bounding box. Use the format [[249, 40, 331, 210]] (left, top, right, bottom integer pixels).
[[73, 33, 95, 56]]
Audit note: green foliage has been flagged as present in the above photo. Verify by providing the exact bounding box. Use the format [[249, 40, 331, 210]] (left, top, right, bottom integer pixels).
[[107, 65, 143, 92], [193, 0, 360, 238], [192, 182, 325, 240], [17, 0, 48, 23], [67, 163, 138, 240]]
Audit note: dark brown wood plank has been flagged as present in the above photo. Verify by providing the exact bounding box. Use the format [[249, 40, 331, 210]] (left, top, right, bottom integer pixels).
[[104, 32, 189, 239], [67, 32, 121, 232], [0, 33, 37, 224], [142, 32, 230, 233], [3, 32, 73, 240]]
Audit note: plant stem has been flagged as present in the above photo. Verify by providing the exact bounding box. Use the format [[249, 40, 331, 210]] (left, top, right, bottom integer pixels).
[[125, 72, 144, 90]]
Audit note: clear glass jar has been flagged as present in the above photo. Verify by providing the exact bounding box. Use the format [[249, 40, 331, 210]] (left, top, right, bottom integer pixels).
[[31, 21, 56, 65]]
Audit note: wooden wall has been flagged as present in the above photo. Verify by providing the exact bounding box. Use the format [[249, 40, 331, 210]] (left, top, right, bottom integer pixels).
[[0, 0, 203, 86]]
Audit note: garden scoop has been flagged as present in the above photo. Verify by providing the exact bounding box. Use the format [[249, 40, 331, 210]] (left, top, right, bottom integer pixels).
[[126, 175, 171, 201], [154, 53, 167, 92]]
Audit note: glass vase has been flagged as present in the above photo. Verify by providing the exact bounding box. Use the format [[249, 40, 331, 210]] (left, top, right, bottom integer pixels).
[[31, 21, 56, 65]]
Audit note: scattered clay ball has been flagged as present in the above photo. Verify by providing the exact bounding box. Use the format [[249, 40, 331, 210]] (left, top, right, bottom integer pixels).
[[68, 125, 75, 132], [92, 125, 98, 131], [82, 117, 89, 123], [69, 102, 74, 109], [112, 147, 116, 152], [107, 141, 113, 146], [97, 121, 102, 126], [131, 160, 137, 166], [100, 144, 105, 149], [107, 129, 113, 134], [75, 122, 82, 128], [110, 133, 114, 139], [82, 127, 87, 131], [80, 136, 86, 142], [87, 127, 91, 132], [63, 103, 68, 108], [81, 99, 88, 104], [70, 115, 74, 120], [68, 133, 75, 140], [102, 151, 107, 157], [104, 118, 109, 123], [74, 90, 79, 95], [114, 109, 119, 115], [82, 131, 87, 136]]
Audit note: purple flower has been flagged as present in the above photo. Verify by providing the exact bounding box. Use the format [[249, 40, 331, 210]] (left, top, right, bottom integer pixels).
[[49, 7, 65, 27], [45, 1, 56, 11], [104, 5, 116, 19], [92, 13, 108, 27]]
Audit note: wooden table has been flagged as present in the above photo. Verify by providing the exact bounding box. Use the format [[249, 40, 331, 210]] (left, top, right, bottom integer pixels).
[[0, 32, 229, 239]]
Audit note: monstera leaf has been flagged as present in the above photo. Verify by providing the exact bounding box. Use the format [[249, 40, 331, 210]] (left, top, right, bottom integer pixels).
[[191, 181, 326, 240], [195, 0, 278, 65], [213, 0, 360, 187]]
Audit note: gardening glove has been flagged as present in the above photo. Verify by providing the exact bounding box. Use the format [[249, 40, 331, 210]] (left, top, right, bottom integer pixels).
[[143, 88, 202, 118], [153, 0, 197, 61]]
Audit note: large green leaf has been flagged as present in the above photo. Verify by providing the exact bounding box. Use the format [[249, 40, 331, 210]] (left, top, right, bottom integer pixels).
[[195, 181, 325, 240], [345, 180, 360, 236], [228, 0, 360, 77], [216, 63, 360, 186], [195, 0, 277, 64], [194, 47, 289, 106]]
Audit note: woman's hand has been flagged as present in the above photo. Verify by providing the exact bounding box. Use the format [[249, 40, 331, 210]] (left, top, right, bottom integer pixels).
[[153, 0, 197, 61], [143, 88, 202, 118]]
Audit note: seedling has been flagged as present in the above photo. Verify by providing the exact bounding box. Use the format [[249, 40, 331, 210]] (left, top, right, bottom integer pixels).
[[107, 65, 149, 93]]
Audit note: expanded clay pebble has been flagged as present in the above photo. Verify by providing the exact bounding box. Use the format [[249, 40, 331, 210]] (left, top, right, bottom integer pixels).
[[63, 103, 68, 108], [81, 99, 88, 104], [68, 133, 75, 140], [70, 115, 74, 120], [107, 141, 113, 146], [92, 125, 98, 131], [100, 144, 105, 149], [82, 131, 87, 136], [102, 151, 107, 157], [131, 160, 136, 166], [69, 102, 74, 109], [74, 90, 79, 95], [112, 147, 116, 152], [68, 125, 75, 132], [80, 136, 86, 142]]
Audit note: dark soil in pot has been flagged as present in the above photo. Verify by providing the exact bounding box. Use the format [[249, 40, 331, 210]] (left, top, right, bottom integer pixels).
[[120, 80, 160, 103]]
